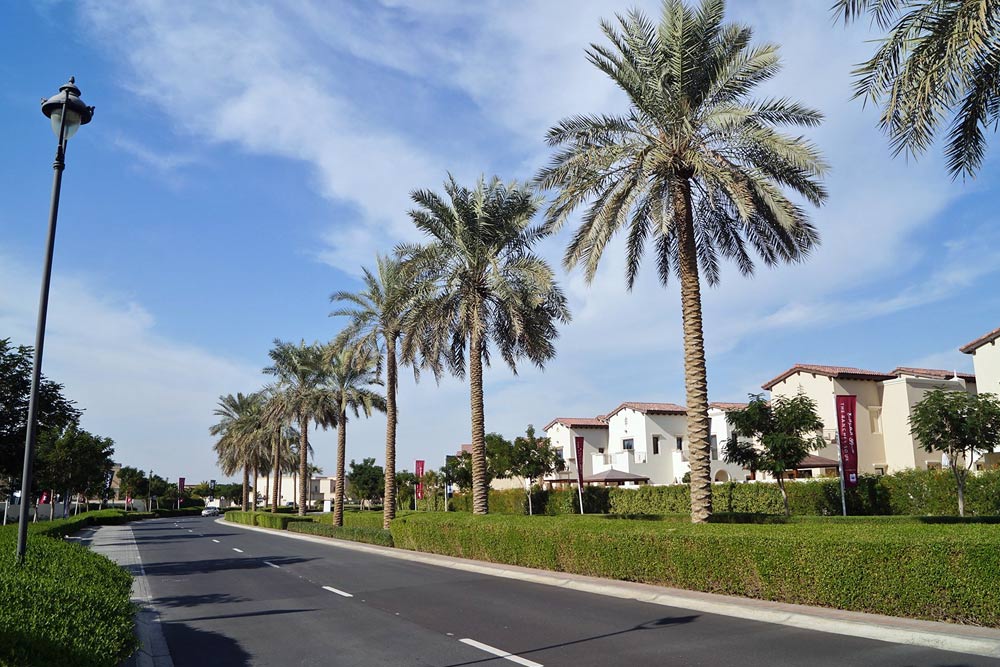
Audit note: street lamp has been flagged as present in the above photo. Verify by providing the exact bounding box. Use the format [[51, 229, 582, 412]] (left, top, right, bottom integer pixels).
[[15, 78, 94, 564]]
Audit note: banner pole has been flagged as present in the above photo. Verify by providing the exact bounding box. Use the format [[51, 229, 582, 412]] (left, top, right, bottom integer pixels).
[[836, 433, 847, 516]]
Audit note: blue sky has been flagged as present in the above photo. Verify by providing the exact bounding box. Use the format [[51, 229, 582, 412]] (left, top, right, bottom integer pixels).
[[1, 1, 998, 483]]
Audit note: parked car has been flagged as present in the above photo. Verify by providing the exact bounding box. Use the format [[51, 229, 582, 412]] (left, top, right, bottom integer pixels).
[[201, 507, 220, 517]]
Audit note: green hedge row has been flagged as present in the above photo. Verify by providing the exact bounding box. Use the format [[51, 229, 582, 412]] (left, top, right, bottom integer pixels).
[[0, 511, 138, 666], [224, 511, 313, 530], [287, 521, 394, 547], [389, 512, 1000, 626], [449, 470, 1000, 517]]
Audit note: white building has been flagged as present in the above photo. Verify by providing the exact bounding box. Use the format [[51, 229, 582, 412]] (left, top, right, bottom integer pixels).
[[542, 417, 609, 485], [543, 402, 750, 486], [962, 325, 1000, 397], [763, 364, 978, 475], [267, 474, 337, 508]]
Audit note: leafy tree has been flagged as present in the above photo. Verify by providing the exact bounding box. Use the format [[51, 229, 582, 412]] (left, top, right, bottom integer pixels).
[[725, 393, 825, 516], [116, 466, 146, 507], [834, 0, 999, 178], [265, 340, 339, 516], [333, 254, 422, 529], [325, 343, 386, 526], [909, 389, 1000, 516], [535, 0, 826, 522], [447, 434, 515, 493], [35, 426, 115, 512], [510, 425, 565, 515], [347, 457, 385, 508], [0, 338, 81, 481], [395, 469, 417, 510], [401, 176, 570, 515]]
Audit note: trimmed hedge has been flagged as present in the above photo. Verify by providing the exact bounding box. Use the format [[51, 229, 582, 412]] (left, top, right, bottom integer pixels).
[[449, 487, 611, 515], [0, 512, 137, 666], [287, 521, 394, 547], [389, 512, 1000, 626], [224, 511, 313, 530]]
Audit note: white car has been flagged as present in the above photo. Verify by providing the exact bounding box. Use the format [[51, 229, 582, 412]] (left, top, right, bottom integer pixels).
[[201, 507, 220, 517]]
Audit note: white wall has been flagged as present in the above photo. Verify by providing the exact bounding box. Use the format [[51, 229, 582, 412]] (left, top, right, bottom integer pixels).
[[544, 422, 608, 482], [971, 339, 1000, 397]]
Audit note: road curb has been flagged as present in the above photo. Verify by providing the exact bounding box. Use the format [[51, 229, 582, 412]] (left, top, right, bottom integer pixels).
[[219, 517, 1000, 659]]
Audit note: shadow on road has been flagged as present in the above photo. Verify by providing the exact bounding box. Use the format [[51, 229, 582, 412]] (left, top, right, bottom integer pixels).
[[141, 555, 316, 577], [161, 621, 253, 667], [442, 615, 699, 667]]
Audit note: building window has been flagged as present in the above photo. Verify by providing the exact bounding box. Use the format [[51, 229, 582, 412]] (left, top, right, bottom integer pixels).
[[874, 466, 886, 476], [598, 448, 605, 454], [652, 436, 660, 455], [622, 438, 634, 451], [710, 435, 719, 461], [798, 469, 813, 479], [927, 461, 942, 471], [676, 436, 683, 452], [869, 407, 883, 435]]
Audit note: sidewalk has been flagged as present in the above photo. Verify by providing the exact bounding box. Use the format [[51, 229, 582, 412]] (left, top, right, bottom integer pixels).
[[222, 517, 1000, 660], [86, 524, 173, 667]]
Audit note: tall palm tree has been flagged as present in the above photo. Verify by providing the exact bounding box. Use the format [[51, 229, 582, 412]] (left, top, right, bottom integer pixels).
[[264, 340, 339, 516], [324, 343, 386, 526], [401, 176, 571, 515], [210, 392, 269, 510], [835, 0, 998, 178], [268, 421, 300, 511], [534, 0, 827, 522], [332, 255, 419, 529]]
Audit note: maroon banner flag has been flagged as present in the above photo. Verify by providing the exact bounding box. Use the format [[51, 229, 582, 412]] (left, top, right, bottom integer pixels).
[[415, 460, 425, 500], [574, 436, 585, 486], [835, 395, 859, 488]]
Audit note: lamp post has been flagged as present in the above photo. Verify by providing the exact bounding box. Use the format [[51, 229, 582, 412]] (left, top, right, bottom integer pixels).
[[15, 78, 94, 564]]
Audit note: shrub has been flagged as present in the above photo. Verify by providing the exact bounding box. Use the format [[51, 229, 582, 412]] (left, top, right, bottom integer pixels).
[[253, 513, 313, 530], [0, 517, 137, 666], [287, 521, 394, 547], [389, 512, 1000, 626], [225, 511, 255, 526]]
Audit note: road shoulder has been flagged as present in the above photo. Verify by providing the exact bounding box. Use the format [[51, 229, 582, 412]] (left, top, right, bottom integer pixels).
[[88, 523, 174, 667], [219, 517, 1000, 659]]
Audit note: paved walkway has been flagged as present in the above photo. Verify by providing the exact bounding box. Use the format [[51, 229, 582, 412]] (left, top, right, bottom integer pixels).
[[86, 523, 174, 667]]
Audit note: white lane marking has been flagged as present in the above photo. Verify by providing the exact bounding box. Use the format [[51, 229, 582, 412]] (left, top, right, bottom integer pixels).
[[232, 548, 243, 553], [187, 529, 193, 533], [459, 638, 542, 667], [212, 539, 220, 543], [322, 585, 353, 598], [264, 561, 280, 569]]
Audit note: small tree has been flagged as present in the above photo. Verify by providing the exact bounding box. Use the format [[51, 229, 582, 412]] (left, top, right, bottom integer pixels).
[[510, 425, 565, 515], [725, 393, 825, 516], [909, 390, 1000, 517], [347, 458, 385, 509]]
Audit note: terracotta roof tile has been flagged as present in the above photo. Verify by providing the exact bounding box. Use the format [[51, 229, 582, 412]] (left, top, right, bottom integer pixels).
[[960, 325, 1000, 354], [605, 401, 688, 419], [542, 417, 609, 431], [709, 402, 750, 411], [762, 364, 894, 390], [890, 367, 976, 382]]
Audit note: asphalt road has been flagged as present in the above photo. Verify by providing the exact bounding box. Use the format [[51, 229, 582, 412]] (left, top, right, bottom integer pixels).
[[122, 516, 997, 667]]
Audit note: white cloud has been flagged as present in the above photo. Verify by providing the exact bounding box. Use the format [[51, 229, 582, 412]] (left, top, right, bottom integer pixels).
[[0, 248, 262, 482]]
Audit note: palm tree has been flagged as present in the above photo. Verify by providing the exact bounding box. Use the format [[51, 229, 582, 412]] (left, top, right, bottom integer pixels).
[[210, 392, 269, 510], [834, 0, 998, 178], [331, 255, 419, 529], [324, 343, 386, 526], [401, 176, 571, 515], [264, 340, 339, 516], [534, 0, 827, 522], [268, 421, 299, 511]]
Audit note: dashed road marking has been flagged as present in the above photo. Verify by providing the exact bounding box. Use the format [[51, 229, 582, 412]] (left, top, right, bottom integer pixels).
[[322, 585, 353, 598], [232, 548, 243, 553], [264, 561, 280, 569], [459, 638, 543, 667], [212, 539, 220, 543]]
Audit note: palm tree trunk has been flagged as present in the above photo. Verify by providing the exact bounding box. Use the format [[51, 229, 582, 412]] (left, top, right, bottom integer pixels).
[[673, 177, 713, 524], [272, 431, 280, 511], [383, 334, 398, 530], [469, 328, 488, 515], [334, 406, 347, 527], [251, 466, 258, 511], [264, 469, 270, 510], [298, 417, 309, 516], [241, 466, 249, 511]]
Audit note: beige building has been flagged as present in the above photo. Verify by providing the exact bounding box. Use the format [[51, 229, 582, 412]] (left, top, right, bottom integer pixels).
[[266, 474, 336, 508], [962, 325, 1000, 397], [763, 364, 977, 475]]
